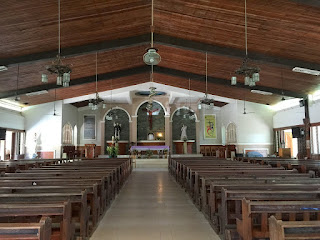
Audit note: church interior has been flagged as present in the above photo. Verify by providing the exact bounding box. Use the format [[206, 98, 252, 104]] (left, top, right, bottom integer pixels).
[[1, 0, 320, 239]]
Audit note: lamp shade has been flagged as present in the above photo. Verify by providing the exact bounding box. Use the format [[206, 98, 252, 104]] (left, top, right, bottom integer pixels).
[[244, 76, 250, 86], [41, 74, 48, 83], [253, 73, 260, 82], [231, 76, 237, 85]]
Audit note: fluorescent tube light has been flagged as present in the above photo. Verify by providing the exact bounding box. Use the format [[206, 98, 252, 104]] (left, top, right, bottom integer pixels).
[[0, 66, 8, 72], [292, 67, 320, 76], [25, 90, 48, 96], [250, 90, 273, 95]]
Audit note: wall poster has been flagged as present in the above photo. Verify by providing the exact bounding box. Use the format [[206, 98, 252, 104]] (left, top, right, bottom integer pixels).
[[83, 115, 96, 140], [204, 114, 217, 139]]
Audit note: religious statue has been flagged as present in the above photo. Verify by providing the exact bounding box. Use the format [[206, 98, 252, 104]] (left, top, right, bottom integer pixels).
[[181, 124, 188, 141], [114, 123, 121, 140]]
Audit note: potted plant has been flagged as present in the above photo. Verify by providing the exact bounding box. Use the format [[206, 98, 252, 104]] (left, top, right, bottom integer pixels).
[[107, 146, 119, 158]]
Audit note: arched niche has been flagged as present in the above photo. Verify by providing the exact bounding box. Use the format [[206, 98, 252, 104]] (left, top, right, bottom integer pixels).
[[172, 107, 197, 153], [62, 123, 73, 145], [226, 122, 237, 144], [105, 108, 130, 142], [137, 101, 165, 141]]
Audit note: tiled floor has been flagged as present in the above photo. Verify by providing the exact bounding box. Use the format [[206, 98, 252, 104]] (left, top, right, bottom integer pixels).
[[90, 167, 221, 240]]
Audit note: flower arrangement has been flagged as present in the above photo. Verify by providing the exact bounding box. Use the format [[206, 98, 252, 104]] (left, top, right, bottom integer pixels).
[[146, 149, 153, 158], [107, 146, 119, 158]]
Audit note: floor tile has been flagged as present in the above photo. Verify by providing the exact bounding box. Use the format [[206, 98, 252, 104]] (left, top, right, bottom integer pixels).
[[90, 165, 221, 240]]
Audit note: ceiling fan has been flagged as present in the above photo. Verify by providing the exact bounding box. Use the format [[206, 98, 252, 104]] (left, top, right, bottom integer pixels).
[[243, 99, 254, 115], [45, 89, 61, 116]]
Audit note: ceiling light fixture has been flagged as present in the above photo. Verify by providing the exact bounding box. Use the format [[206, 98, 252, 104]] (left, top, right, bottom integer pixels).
[[143, 0, 161, 66], [0, 66, 8, 72], [292, 67, 320, 76], [250, 90, 273, 95], [231, 0, 260, 86], [42, 0, 71, 87], [88, 52, 105, 110], [25, 90, 49, 96]]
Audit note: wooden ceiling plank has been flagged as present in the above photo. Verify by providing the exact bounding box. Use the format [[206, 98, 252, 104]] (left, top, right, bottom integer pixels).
[[0, 34, 150, 66], [154, 34, 320, 70]]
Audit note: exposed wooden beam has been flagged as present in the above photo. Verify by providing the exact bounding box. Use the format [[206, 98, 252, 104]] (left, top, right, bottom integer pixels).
[[290, 0, 320, 7], [0, 66, 306, 100], [0, 66, 147, 99], [2, 33, 320, 72], [0, 34, 150, 66], [154, 34, 320, 71], [153, 66, 306, 99]]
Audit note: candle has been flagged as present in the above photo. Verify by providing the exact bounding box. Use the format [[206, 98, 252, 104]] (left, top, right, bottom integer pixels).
[[112, 136, 115, 144]]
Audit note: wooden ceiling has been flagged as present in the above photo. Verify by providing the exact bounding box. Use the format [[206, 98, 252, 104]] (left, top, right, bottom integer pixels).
[[1, 0, 320, 107]]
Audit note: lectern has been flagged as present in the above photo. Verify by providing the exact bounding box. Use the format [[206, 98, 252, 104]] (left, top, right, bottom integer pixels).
[[85, 144, 96, 158]]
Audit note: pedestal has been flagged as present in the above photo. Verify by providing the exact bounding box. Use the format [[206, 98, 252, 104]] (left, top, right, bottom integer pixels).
[[173, 140, 195, 154], [85, 144, 96, 158]]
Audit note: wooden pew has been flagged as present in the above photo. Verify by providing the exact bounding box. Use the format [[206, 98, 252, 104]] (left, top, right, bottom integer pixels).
[[236, 199, 320, 240], [269, 215, 320, 240], [219, 189, 320, 235], [0, 202, 72, 240], [0, 191, 89, 240], [0, 216, 51, 240]]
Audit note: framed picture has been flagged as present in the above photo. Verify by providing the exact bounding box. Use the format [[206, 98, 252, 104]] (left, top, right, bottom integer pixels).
[[83, 115, 96, 140], [204, 114, 217, 139]]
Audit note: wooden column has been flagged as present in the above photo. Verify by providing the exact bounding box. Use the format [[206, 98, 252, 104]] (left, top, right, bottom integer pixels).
[[303, 97, 311, 159]]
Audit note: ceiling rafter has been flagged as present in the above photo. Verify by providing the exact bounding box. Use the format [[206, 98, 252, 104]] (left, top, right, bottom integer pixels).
[[153, 66, 306, 99], [290, 0, 320, 7], [0, 65, 305, 100], [2, 33, 320, 71]]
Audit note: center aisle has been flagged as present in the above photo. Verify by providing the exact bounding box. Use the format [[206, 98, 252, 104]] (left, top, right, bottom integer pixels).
[[90, 167, 220, 240]]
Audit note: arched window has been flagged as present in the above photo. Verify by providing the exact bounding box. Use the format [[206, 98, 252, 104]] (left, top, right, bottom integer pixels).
[[227, 123, 237, 144], [62, 123, 73, 145]]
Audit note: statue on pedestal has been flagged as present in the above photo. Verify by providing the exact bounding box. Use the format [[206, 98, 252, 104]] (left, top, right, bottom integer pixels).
[[114, 123, 121, 141], [181, 124, 188, 141]]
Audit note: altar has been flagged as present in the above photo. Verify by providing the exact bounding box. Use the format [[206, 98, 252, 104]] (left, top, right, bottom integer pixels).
[[130, 145, 169, 158]]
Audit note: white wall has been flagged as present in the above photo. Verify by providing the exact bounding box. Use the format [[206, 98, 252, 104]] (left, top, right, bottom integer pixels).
[[236, 101, 274, 144], [273, 106, 304, 129], [0, 108, 24, 130], [272, 99, 320, 129], [23, 102, 62, 158], [310, 100, 320, 124]]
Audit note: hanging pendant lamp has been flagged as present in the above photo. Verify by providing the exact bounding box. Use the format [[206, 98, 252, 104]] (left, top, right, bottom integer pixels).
[[231, 0, 260, 86], [143, 0, 161, 65], [42, 0, 72, 87]]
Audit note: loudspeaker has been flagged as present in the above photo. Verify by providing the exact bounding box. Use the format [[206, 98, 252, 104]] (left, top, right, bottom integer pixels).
[[292, 127, 304, 138], [0, 128, 6, 140]]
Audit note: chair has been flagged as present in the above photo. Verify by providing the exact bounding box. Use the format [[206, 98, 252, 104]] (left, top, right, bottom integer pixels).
[[200, 146, 205, 155], [205, 146, 211, 156]]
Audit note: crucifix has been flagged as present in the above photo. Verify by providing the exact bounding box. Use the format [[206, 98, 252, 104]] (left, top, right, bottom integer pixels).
[[143, 107, 159, 130]]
